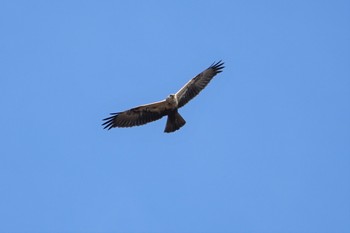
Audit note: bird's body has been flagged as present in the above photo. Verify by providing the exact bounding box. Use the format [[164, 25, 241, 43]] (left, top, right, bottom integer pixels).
[[102, 61, 224, 133]]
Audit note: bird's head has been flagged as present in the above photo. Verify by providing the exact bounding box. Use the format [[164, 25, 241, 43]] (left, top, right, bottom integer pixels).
[[166, 94, 178, 107]]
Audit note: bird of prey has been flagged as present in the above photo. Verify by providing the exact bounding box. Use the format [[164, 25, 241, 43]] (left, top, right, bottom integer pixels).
[[102, 60, 224, 133]]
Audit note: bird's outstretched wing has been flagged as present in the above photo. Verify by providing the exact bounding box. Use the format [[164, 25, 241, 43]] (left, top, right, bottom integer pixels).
[[175, 61, 224, 108], [102, 100, 169, 130]]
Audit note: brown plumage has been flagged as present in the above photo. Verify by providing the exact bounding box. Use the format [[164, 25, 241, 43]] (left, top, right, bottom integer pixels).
[[102, 61, 224, 133]]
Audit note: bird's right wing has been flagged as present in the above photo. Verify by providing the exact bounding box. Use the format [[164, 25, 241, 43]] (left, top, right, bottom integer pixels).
[[102, 100, 169, 130]]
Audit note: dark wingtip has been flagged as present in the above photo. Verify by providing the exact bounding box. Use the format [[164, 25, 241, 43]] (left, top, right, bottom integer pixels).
[[209, 60, 225, 74], [102, 112, 120, 130]]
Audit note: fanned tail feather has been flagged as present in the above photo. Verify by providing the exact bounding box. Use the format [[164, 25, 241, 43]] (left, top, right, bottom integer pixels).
[[164, 110, 186, 133]]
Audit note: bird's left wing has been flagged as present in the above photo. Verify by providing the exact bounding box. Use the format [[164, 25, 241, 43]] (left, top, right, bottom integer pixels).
[[102, 100, 169, 130], [175, 61, 224, 108]]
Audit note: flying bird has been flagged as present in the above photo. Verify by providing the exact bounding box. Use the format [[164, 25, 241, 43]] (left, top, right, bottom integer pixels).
[[102, 60, 225, 133]]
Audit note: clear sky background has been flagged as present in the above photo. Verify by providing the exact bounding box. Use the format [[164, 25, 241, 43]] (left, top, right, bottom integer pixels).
[[0, 1, 349, 233]]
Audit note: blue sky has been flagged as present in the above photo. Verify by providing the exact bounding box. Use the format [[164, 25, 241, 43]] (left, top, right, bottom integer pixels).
[[1, 1, 349, 232]]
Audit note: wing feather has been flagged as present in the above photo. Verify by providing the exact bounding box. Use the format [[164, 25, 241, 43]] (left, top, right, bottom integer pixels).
[[175, 61, 224, 108], [102, 100, 169, 130]]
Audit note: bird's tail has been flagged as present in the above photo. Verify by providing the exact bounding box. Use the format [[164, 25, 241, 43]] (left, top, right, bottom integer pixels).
[[164, 110, 186, 133]]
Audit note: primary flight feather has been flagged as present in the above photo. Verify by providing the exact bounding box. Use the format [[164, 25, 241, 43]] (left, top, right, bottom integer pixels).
[[102, 60, 224, 133]]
